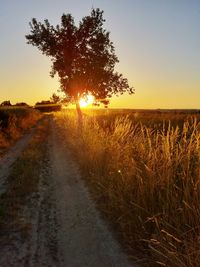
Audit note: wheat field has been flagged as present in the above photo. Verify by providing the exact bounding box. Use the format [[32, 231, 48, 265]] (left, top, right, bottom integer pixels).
[[55, 109, 200, 267]]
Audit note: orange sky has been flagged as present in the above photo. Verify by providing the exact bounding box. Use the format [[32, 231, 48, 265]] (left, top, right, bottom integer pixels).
[[0, 0, 199, 109]]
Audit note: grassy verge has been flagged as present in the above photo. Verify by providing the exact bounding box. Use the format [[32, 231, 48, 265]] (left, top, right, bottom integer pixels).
[[0, 116, 49, 245], [0, 107, 42, 151], [55, 110, 200, 267]]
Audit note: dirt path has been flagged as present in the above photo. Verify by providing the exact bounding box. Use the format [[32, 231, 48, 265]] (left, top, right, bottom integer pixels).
[[0, 116, 135, 267]]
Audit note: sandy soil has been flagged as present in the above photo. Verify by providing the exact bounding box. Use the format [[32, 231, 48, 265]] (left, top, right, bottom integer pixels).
[[0, 116, 135, 267]]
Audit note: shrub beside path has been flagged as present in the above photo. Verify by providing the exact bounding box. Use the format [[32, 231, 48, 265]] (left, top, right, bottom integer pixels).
[[0, 125, 37, 195]]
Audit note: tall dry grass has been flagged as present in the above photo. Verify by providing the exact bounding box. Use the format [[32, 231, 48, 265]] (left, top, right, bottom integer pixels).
[[0, 108, 42, 150], [56, 110, 200, 267]]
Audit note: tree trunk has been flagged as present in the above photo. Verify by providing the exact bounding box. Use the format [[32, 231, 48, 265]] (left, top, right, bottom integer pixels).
[[76, 101, 83, 129]]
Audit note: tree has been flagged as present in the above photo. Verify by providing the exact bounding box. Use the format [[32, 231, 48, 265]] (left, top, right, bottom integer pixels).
[[0, 100, 12, 107], [26, 8, 134, 121], [15, 102, 29, 107], [50, 93, 61, 104]]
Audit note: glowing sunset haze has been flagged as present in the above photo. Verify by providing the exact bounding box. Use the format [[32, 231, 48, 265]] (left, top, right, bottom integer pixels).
[[0, 0, 199, 108]]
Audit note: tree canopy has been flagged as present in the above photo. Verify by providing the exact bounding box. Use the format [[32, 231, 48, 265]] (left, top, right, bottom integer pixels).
[[26, 8, 134, 106]]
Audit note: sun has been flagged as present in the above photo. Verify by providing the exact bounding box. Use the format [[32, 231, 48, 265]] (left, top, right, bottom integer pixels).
[[79, 94, 95, 108], [79, 98, 88, 107]]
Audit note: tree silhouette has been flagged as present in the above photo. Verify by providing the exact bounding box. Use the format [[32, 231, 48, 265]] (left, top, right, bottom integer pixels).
[[26, 8, 134, 120], [50, 93, 61, 104], [15, 102, 29, 107], [0, 101, 12, 107]]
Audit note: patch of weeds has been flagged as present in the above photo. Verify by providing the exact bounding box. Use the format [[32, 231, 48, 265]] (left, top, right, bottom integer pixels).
[[0, 116, 50, 244], [0, 107, 42, 152]]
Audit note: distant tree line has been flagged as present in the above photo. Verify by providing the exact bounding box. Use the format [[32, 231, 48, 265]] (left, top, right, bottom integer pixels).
[[0, 93, 62, 107], [0, 101, 29, 107]]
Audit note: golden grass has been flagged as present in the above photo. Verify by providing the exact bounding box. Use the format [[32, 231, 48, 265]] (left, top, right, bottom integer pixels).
[[55, 110, 200, 267], [0, 108, 42, 150], [0, 116, 49, 244]]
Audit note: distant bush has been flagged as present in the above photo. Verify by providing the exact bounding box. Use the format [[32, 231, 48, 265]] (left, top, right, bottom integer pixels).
[[35, 100, 52, 105], [34, 103, 62, 112], [14, 102, 29, 107], [0, 100, 12, 107]]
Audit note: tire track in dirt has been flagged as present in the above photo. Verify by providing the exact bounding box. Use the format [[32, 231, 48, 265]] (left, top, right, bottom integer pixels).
[[28, 156, 62, 267]]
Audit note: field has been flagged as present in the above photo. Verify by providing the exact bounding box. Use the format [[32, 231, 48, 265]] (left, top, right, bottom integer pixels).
[[0, 107, 200, 266], [0, 107, 42, 152], [55, 109, 200, 267]]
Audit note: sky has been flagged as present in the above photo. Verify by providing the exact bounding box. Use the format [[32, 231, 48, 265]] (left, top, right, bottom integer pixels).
[[0, 0, 199, 109]]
